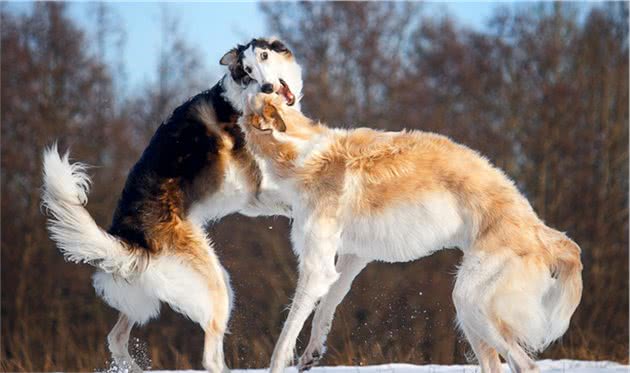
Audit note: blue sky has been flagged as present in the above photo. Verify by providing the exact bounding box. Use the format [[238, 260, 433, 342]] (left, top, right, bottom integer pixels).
[[6, 2, 506, 92]]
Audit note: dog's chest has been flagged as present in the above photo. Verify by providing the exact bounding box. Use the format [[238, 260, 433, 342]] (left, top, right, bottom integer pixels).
[[187, 163, 252, 224]]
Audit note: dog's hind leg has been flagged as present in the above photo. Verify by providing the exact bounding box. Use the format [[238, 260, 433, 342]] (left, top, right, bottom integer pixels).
[[504, 339, 540, 373], [199, 252, 233, 373], [453, 253, 513, 373], [108, 312, 142, 373], [298, 254, 369, 372], [454, 248, 547, 373], [158, 252, 231, 373], [203, 324, 228, 373], [202, 268, 232, 373], [459, 323, 503, 373], [156, 220, 232, 373]]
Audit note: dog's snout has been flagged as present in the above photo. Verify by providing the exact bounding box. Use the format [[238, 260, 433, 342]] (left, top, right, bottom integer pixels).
[[261, 83, 274, 94]]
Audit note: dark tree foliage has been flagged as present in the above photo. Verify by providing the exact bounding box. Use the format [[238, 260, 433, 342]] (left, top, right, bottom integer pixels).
[[1, 2, 627, 371]]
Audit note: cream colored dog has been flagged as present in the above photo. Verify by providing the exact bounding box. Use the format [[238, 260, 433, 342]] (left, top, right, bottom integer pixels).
[[240, 93, 583, 373]]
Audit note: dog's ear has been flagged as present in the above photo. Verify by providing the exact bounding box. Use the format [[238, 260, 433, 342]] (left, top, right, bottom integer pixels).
[[220, 48, 238, 66], [270, 40, 291, 56]]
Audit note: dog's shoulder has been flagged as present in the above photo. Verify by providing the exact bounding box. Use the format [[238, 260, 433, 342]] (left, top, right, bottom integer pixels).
[[141, 83, 241, 178], [108, 82, 241, 249]]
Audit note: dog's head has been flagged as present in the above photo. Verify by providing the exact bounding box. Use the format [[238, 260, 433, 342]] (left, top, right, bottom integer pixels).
[[246, 93, 289, 133], [220, 38, 303, 111], [243, 92, 319, 140]]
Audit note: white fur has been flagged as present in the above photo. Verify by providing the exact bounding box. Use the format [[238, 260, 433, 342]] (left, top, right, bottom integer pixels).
[[298, 254, 368, 370], [240, 44, 303, 110], [268, 189, 476, 372], [187, 155, 293, 222], [43, 146, 233, 373], [454, 251, 548, 373], [41, 144, 146, 278], [93, 254, 233, 326], [43, 42, 306, 373], [338, 192, 467, 262], [42, 145, 234, 321], [237, 106, 576, 373], [294, 132, 335, 168], [239, 154, 292, 217], [215, 42, 304, 218], [188, 162, 252, 225], [221, 74, 259, 113]]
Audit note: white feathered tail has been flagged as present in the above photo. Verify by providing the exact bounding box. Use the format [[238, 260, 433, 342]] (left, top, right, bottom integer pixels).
[[41, 145, 146, 278]]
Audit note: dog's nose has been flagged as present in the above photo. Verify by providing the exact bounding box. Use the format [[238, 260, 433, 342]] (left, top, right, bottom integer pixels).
[[261, 83, 274, 94]]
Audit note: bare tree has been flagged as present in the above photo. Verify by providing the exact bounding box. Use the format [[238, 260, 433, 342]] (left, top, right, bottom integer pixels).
[[0, 2, 627, 371]]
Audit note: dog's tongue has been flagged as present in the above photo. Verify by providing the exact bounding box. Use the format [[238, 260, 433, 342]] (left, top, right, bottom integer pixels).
[[279, 82, 295, 106]]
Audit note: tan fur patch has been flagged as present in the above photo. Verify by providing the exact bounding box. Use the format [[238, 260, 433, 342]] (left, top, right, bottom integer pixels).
[[242, 92, 583, 362], [142, 189, 230, 334], [243, 113, 299, 178], [242, 93, 583, 267]]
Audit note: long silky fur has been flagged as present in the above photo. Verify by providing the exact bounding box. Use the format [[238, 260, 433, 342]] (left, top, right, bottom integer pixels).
[[41, 144, 146, 278]]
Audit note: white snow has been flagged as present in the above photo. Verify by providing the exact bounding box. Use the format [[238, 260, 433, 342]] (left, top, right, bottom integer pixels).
[[153, 360, 628, 373]]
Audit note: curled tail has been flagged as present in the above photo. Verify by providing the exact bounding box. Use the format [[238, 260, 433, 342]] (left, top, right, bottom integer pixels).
[[41, 144, 146, 278], [539, 226, 583, 346]]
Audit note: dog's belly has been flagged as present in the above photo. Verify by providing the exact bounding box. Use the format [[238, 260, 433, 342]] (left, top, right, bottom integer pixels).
[[338, 193, 470, 262], [92, 255, 217, 325]]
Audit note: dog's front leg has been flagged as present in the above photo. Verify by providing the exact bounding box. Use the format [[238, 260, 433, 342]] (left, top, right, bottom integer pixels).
[[269, 217, 340, 373], [297, 254, 369, 372]]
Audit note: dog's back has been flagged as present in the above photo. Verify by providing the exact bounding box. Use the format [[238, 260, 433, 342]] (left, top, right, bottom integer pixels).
[[108, 84, 241, 253], [239, 95, 583, 373]]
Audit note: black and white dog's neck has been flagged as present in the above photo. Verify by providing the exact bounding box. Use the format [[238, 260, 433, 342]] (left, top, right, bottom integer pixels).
[[202, 76, 240, 124], [173, 73, 251, 125], [219, 73, 251, 114]]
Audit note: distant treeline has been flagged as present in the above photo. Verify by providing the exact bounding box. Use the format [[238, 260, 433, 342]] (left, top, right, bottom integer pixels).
[[1, 2, 627, 371]]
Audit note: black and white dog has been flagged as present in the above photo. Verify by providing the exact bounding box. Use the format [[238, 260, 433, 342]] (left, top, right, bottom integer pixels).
[[42, 38, 302, 373]]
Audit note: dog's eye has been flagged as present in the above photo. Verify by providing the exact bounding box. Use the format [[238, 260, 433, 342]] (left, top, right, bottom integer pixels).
[[245, 66, 252, 74], [261, 52, 268, 61]]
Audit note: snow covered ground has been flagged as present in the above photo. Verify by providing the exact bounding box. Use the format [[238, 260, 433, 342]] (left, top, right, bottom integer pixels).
[[154, 360, 628, 373]]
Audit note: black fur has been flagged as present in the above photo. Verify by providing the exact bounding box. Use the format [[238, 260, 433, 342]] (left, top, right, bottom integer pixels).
[[108, 81, 239, 250], [109, 37, 290, 252], [250, 38, 290, 54]]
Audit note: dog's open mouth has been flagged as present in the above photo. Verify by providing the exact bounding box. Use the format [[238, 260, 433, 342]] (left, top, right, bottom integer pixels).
[[278, 79, 295, 106]]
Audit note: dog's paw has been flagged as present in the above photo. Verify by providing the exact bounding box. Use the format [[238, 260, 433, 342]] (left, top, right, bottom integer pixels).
[[297, 347, 323, 372], [244, 93, 287, 133], [112, 356, 144, 373], [245, 112, 262, 127], [267, 92, 287, 109], [246, 92, 280, 114], [262, 99, 278, 122]]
